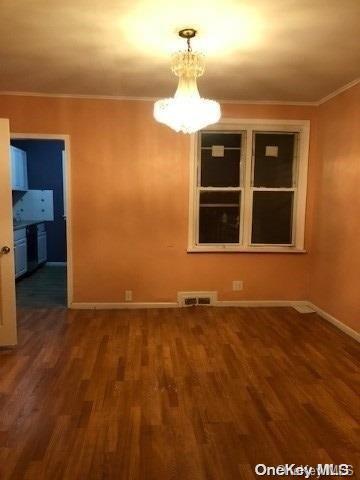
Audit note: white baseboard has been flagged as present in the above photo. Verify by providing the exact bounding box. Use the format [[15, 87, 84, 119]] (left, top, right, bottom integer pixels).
[[214, 300, 298, 307], [69, 299, 359, 343], [70, 300, 297, 310], [306, 302, 360, 343], [70, 302, 178, 310], [46, 262, 67, 266]]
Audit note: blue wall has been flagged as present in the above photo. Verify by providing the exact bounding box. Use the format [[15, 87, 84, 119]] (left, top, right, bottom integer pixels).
[[11, 139, 66, 262]]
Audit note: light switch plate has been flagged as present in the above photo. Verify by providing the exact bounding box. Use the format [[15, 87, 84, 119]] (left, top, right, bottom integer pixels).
[[212, 145, 224, 157], [265, 145, 278, 157]]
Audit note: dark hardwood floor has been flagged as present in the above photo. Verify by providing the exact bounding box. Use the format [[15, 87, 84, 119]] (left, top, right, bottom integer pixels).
[[0, 306, 359, 479]]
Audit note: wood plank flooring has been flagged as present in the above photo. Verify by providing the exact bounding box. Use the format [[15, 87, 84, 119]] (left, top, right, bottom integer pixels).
[[0, 307, 359, 479]]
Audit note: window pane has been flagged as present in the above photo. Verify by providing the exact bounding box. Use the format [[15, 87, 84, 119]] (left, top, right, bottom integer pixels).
[[199, 191, 240, 243], [253, 133, 296, 187], [252, 191, 293, 244], [201, 132, 241, 148], [201, 149, 240, 187]]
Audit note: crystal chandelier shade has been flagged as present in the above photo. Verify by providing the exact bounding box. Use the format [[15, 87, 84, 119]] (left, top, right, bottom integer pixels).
[[153, 29, 221, 134]]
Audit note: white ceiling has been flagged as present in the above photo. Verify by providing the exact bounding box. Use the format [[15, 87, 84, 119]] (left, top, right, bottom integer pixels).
[[0, 0, 359, 102]]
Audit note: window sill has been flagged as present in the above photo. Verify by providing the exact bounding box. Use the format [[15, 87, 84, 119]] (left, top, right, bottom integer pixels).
[[187, 246, 307, 253]]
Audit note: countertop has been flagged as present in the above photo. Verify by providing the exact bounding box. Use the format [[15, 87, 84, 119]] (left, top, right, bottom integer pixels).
[[13, 220, 45, 231]]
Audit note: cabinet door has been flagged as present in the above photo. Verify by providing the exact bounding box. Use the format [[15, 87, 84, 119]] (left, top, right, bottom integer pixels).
[[14, 239, 27, 278], [37, 232, 47, 264], [10, 146, 17, 189], [19, 149, 28, 190], [10, 146, 28, 191], [10, 146, 21, 190]]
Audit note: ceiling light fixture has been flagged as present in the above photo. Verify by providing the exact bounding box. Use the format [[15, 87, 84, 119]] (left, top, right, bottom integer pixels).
[[154, 28, 221, 134]]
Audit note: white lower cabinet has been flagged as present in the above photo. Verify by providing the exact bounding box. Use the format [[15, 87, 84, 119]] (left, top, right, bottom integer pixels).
[[14, 228, 27, 278], [13, 223, 47, 277], [37, 225, 47, 264]]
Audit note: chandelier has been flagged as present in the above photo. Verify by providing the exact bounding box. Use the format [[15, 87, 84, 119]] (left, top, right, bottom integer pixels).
[[153, 28, 221, 134]]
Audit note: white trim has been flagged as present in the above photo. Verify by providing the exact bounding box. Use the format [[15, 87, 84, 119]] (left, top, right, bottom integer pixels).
[[1, 77, 358, 105], [188, 134, 197, 249], [292, 302, 315, 313], [317, 78, 360, 105], [211, 118, 310, 127], [0, 91, 316, 105], [70, 300, 295, 310], [306, 302, 360, 343], [215, 300, 297, 307], [0, 91, 158, 102], [46, 262, 67, 266], [62, 150, 67, 218], [68, 299, 359, 342], [70, 302, 178, 310], [11, 133, 71, 141], [219, 99, 317, 106], [187, 246, 306, 253], [214, 300, 359, 343], [188, 119, 310, 252], [10, 133, 73, 308]]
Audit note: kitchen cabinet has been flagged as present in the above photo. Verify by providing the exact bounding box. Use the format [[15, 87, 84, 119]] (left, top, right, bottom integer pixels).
[[11, 146, 28, 191], [14, 228, 27, 278], [37, 223, 47, 264]]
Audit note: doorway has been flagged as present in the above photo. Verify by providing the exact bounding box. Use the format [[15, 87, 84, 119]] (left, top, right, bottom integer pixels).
[[10, 134, 72, 309]]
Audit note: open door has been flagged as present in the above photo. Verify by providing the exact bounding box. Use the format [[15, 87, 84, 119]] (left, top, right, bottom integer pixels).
[[0, 119, 17, 346]]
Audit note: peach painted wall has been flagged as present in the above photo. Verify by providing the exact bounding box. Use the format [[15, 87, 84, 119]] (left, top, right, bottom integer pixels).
[[309, 84, 360, 332], [0, 95, 318, 303]]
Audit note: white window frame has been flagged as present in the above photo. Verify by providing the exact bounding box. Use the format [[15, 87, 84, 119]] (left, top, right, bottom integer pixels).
[[187, 118, 310, 253]]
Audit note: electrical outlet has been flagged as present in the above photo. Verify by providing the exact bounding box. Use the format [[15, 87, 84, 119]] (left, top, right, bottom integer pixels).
[[232, 280, 243, 291], [125, 290, 132, 302]]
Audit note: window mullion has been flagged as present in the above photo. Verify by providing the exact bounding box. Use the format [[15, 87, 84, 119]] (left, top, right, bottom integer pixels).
[[242, 128, 253, 247], [194, 133, 201, 246]]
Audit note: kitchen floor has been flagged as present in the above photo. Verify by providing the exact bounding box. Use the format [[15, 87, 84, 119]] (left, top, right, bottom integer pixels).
[[16, 265, 66, 308]]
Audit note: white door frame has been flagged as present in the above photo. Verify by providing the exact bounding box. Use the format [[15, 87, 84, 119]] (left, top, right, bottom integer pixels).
[[11, 133, 73, 307]]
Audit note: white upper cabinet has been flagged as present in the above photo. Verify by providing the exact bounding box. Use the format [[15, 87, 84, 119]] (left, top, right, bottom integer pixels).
[[10, 146, 28, 191]]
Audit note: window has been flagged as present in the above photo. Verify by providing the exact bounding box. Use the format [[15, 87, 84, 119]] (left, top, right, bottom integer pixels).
[[188, 119, 310, 252]]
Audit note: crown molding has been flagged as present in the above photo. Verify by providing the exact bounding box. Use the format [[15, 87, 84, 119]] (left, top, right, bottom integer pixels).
[[0, 78, 358, 106], [317, 78, 359, 105], [0, 90, 316, 105], [0, 90, 319, 106], [0, 91, 157, 102], [219, 99, 317, 106]]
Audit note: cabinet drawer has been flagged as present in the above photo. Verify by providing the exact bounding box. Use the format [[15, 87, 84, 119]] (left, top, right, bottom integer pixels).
[[14, 228, 26, 241], [37, 223, 46, 233]]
